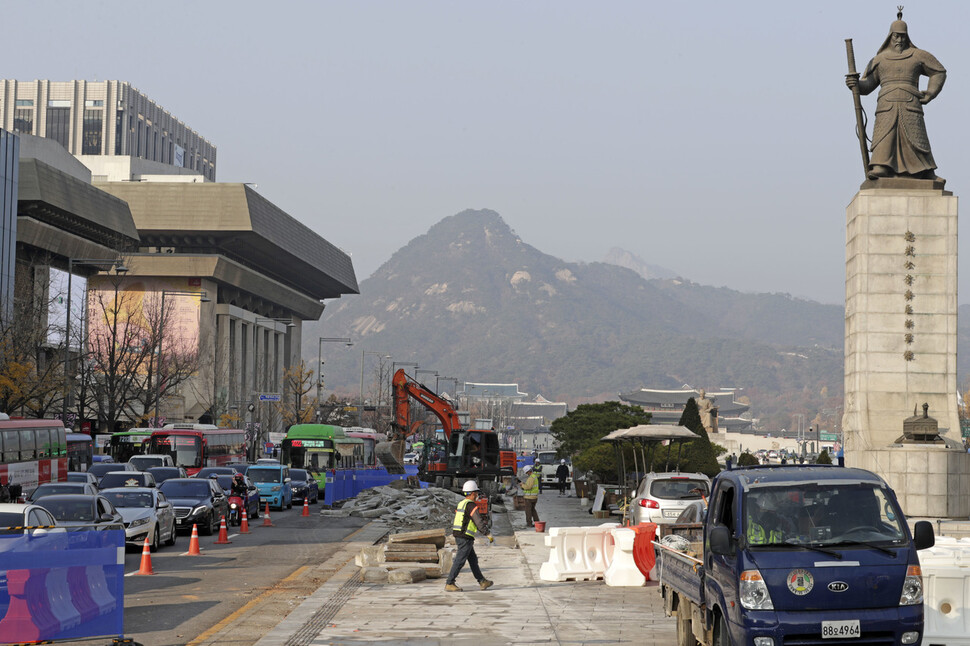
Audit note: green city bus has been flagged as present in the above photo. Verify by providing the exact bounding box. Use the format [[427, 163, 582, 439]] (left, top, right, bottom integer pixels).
[[280, 424, 366, 489], [107, 428, 153, 463]]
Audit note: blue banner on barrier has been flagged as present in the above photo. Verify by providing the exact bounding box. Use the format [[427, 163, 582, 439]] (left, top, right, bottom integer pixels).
[[0, 529, 125, 643]]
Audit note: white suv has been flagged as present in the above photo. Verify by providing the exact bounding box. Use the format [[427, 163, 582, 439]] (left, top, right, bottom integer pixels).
[[630, 472, 711, 525]]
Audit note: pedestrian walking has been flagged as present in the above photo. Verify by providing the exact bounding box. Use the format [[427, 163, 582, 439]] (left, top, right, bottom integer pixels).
[[0, 477, 10, 503], [444, 480, 494, 592], [555, 459, 570, 496], [522, 465, 541, 527]]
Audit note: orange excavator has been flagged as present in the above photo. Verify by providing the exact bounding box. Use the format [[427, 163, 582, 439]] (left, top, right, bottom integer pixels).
[[391, 369, 515, 494]]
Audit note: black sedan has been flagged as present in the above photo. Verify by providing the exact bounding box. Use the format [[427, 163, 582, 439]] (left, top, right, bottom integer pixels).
[[158, 478, 228, 535], [289, 469, 319, 504], [194, 467, 238, 479], [146, 466, 188, 484], [35, 494, 125, 530]]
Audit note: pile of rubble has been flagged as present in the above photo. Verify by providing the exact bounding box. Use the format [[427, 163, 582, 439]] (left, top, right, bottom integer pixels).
[[319, 483, 465, 531]]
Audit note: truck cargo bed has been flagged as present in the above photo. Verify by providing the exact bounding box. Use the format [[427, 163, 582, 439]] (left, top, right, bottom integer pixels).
[[656, 542, 705, 607]]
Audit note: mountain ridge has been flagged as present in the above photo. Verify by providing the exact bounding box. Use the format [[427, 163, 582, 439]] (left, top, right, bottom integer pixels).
[[306, 209, 849, 430]]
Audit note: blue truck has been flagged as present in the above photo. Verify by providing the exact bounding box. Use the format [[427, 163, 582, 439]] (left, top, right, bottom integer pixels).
[[657, 465, 935, 646]]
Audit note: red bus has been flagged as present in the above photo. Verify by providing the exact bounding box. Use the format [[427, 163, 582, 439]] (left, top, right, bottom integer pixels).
[[0, 418, 69, 495], [147, 425, 246, 475], [345, 429, 387, 468]]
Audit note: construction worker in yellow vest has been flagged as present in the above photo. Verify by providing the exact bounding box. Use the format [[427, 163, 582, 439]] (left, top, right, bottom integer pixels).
[[746, 496, 784, 545], [444, 480, 494, 592], [522, 465, 541, 528]]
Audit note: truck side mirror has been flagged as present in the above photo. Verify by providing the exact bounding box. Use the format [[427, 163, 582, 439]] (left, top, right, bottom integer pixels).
[[709, 525, 733, 555], [913, 520, 935, 550]]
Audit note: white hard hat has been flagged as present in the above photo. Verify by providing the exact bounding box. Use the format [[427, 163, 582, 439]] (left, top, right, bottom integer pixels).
[[560, 459, 566, 464], [523, 465, 532, 473], [462, 480, 480, 494]]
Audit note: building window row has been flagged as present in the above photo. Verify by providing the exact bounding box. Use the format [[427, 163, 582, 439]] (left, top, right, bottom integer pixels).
[[82, 109, 102, 155]]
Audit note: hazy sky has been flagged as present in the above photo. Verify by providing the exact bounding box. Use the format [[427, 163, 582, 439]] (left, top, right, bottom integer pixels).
[[10, 1, 970, 305]]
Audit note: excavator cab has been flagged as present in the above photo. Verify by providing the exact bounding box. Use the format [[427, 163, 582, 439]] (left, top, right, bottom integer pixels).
[[448, 431, 500, 474]]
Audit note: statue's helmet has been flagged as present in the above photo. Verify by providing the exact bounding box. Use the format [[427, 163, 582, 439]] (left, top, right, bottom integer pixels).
[[878, 8, 914, 52]]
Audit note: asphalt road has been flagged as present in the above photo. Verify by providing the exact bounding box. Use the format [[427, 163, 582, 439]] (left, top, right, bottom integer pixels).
[[64, 505, 369, 646]]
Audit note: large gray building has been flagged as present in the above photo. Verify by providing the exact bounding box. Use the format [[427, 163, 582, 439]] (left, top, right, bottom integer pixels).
[[1, 81, 357, 440], [0, 80, 216, 181], [0, 129, 19, 322]]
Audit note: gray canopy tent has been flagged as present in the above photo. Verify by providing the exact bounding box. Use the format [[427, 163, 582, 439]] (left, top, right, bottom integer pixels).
[[601, 424, 699, 490]]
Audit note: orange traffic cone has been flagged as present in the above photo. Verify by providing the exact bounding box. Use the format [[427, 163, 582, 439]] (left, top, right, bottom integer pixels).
[[187, 524, 202, 555], [214, 515, 232, 544], [240, 508, 251, 534], [134, 536, 154, 575], [302, 497, 310, 517], [262, 502, 274, 527]]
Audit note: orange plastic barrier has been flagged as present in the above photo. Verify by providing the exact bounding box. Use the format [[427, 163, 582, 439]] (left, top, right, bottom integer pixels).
[[631, 523, 658, 578]]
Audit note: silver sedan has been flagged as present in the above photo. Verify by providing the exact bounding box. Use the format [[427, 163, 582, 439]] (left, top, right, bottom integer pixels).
[[100, 487, 177, 552]]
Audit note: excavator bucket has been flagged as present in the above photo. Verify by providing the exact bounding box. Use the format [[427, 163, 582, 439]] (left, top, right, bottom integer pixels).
[[376, 440, 407, 474]]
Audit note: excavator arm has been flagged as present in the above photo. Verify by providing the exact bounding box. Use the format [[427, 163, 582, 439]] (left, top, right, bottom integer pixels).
[[391, 369, 462, 443]]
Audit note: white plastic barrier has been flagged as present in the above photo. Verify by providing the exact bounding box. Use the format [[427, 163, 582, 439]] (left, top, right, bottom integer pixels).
[[920, 536, 970, 646], [539, 523, 619, 582], [604, 527, 646, 587]]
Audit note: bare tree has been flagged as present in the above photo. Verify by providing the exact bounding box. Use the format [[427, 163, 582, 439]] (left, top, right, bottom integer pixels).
[[0, 260, 67, 418], [274, 361, 317, 429], [118, 292, 201, 427], [84, 281, 155, 434]]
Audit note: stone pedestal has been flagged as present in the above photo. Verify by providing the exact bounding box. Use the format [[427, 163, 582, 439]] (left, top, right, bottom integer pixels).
[[856, 446, 970, 518], [843, 186, 967, 517]]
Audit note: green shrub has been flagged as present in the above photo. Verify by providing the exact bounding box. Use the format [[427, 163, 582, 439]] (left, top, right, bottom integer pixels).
[[737, 451, 761, 467], [816, 449, 832, 465]]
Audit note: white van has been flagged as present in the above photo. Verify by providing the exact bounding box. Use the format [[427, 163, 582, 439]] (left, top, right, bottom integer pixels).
[[127, 454, 175, 470]]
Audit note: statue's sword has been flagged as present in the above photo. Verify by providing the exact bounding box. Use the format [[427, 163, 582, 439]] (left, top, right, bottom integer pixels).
[[845, 39, 871, 177]]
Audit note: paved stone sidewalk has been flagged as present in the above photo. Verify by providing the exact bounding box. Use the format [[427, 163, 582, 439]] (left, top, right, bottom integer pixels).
[[257, 489, 676, 646]]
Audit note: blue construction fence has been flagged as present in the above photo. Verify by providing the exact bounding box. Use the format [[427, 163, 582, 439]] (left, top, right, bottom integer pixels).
[[324, 465, 426, 505], [0, 528, 125, 644]]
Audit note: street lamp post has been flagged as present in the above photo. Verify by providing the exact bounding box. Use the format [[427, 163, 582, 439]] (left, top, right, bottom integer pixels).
[[359, 351, 391, 426], [154, 290, 209, 426], [436, 376, 459, 399], [317, 337, 353, 414], [62, 257, 128, 425]]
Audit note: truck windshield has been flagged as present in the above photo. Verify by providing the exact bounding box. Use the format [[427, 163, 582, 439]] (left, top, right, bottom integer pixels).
[[744, 484, 906, 547]]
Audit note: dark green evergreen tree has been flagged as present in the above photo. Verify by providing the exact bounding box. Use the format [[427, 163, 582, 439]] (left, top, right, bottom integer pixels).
[[674, 397, 721, 477], [550, 401, 652, 484]]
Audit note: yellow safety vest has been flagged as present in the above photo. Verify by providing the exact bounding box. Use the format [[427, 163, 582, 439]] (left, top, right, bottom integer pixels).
[[747, 514, 782, 545], [452, 498, 479, 538], [523, 474, 540, 498]]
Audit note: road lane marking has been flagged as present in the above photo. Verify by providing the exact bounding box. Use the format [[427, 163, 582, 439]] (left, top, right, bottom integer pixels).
[[185, 565, 309, 646], [342, 525, 368, 541]]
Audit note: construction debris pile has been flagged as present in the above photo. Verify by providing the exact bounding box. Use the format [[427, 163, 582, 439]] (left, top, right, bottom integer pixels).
[[356, 528, 454, 584], [319, 483, 465, 531]]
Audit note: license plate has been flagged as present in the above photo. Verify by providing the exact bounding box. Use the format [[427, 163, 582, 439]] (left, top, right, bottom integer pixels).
[[821, 620, 860, 639], [663, 509, 681, 518]]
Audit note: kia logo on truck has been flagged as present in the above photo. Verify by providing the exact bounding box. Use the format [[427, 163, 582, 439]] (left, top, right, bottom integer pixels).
[[828, 581, 849, 592]]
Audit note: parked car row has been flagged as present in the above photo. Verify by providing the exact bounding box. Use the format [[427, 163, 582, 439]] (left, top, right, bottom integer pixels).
[[3, 456, 321, 555]]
